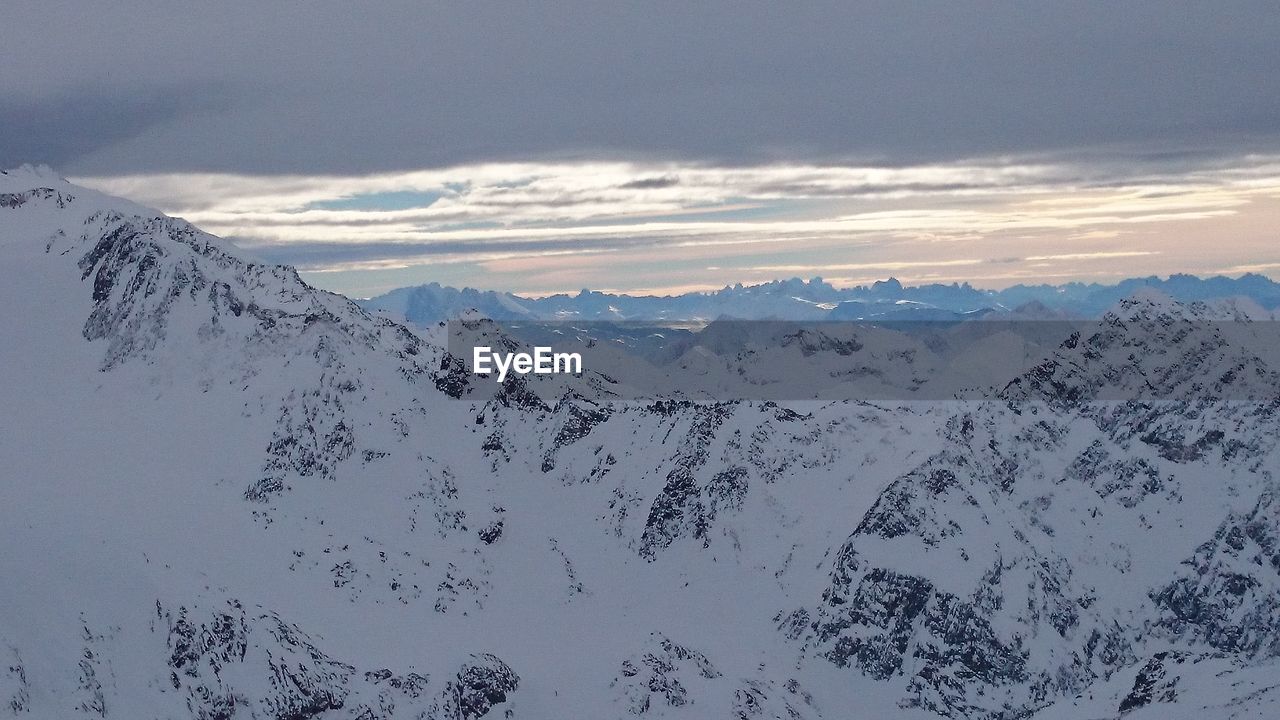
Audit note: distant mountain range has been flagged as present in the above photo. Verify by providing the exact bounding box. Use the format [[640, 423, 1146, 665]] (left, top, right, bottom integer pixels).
[[361, 273, 1280, 326]]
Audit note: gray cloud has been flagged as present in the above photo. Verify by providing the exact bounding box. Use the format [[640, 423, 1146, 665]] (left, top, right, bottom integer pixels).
[[4, 1, 1279, 174], [0, 87, 193, 169], [620, 176, 681, 190]]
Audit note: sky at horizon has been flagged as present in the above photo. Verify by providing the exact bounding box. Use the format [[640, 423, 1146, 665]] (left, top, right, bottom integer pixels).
[[6, 2, 1279, 297], [71, 156, 1280, 298]]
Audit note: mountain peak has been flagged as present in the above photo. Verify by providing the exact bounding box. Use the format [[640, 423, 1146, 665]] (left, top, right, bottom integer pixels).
[[0, 166, 162, 228], [0, 163, 64, 187]]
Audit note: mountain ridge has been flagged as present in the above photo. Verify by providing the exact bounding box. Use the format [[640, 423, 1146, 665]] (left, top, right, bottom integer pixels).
[[4, 167, 1280, 719], [361, 274, 1280, 327]]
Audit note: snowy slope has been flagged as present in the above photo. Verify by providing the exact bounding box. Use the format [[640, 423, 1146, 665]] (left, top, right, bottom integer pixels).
[[3, 166, 1280, 719]]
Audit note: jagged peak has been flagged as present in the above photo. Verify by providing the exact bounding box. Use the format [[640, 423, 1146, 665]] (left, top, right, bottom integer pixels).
[[1107, 289, 1275, 323], [1, 167, 172, 239], [1110, 287, 1183, 314]]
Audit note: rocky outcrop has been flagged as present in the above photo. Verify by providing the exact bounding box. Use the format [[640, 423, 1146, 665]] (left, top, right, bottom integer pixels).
[[159, 600, 520, 720], [1151, 492, 1280, 657]]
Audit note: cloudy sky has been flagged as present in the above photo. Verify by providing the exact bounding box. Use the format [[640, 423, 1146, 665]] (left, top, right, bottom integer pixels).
[[5, 2, 1279, 297]]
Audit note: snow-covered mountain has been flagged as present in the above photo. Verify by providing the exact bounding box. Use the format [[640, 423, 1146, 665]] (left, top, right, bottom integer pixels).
[[361, 274, 1280, 327], [4, 165, 1280, 719]]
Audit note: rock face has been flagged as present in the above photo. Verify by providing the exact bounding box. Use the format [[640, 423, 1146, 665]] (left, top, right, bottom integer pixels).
[[158, 600, 519, 720], [164, 601, 354, 719], [1151, 492, 1280, 657], [805, 428, 1136, 718], [3, 167, 1280, 719], [609, 634, 822, 719], [611, 633, 722, 714]]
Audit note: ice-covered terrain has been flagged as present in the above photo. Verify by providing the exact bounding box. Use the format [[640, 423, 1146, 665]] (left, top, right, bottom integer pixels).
[[3, 165, 1280, 719]]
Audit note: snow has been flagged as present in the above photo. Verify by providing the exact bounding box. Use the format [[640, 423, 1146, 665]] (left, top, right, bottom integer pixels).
[[2, 170, 1280, 719]]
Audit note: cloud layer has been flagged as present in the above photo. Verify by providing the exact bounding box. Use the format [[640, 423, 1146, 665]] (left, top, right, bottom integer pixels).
[[5, 3, 1280, 174], [76, 153, 1280, 297], [10, 4, 1277, 296]]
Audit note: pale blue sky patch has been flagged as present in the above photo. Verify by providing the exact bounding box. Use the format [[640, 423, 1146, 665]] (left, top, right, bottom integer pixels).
[[305, 190, 445, 212]]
